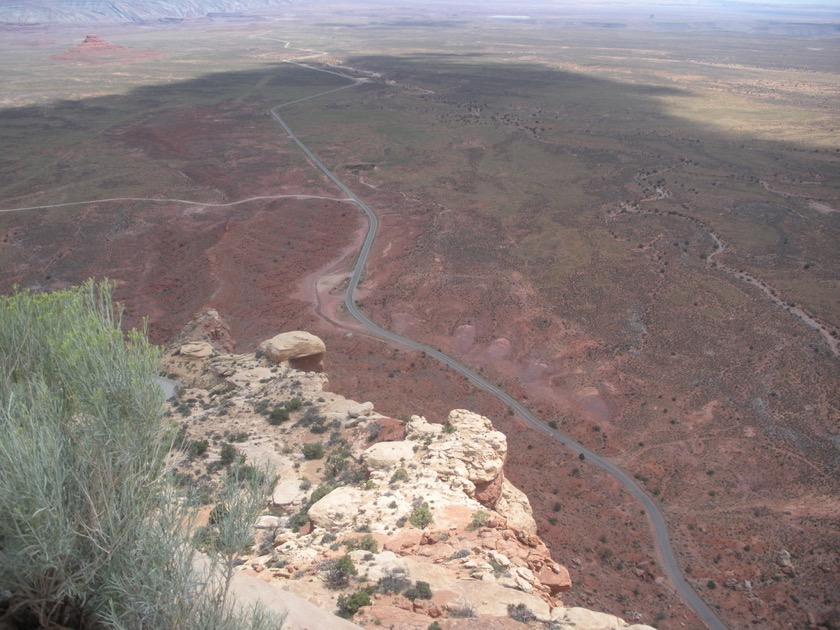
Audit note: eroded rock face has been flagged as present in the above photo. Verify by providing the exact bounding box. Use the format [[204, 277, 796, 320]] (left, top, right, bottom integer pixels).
[[409, 410, 507, 504], [258, 331, 326, 367], [178, 341, 214, 359], [496, 479, 537, 536], [175, 309, 234, 352]]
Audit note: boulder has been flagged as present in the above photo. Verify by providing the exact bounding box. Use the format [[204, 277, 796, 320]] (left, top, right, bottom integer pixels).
[[347, 401, 374, 418], [363, 441, 416, 470], [537, 563, 572, 594], [258, 331, 325, 364], [271, 478, 306, 509], [307, 486, 366, 531], [254, 515, 281, 530]]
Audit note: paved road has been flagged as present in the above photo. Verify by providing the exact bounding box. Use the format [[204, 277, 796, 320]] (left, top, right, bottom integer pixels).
[[270, 65, 727, 630]]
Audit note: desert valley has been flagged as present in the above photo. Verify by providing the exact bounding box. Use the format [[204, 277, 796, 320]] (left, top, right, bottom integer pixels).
[[0, 1, 838, 628]]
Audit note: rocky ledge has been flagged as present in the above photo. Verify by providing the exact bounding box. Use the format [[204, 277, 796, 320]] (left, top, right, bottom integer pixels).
[[163, 322, 655, 630]]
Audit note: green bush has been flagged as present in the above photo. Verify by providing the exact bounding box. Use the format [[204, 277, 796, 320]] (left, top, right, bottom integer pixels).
[[336, 588, 372, 618], [220, 442, 238, 465], [404, 581, 433, 601], [268, 405, 290, 425], [408, 502, 434, 529], [467, 510, 490, 531], [0, 282, 284, 629], [390, 467, 409, 484], [302, 442, 325, 460], [345, 534, 378, 553], [189, 438, 210, 457]]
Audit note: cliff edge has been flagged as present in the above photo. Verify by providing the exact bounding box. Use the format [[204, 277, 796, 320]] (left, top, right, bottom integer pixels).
[[162, 320, 655, 629]]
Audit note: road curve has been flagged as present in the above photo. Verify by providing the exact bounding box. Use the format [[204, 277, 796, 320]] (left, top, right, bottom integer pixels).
[[270, 66, 727, 630]]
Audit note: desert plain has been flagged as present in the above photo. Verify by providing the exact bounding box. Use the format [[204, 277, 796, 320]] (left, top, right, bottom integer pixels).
[[0, 4, 838, 628]]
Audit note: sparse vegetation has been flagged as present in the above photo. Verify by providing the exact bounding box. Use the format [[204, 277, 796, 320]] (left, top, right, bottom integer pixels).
[[507, 603, 537, 623], [320, 555, 357, 590], [378, 568, 412, 595], [448, 598, 477, 618], [467, 509, 490, 531], [345, 534, 378, 553]]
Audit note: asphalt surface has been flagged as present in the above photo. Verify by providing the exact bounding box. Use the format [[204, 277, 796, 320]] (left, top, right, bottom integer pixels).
[[270, 66, 727, 630]]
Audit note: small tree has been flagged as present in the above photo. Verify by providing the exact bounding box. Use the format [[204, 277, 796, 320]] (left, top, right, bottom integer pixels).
[[321, 555, 357, 589], [409, 502, 434, 529]]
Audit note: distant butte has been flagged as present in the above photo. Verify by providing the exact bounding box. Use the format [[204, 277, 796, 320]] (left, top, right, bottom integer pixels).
[[51, 34, 161, 63]]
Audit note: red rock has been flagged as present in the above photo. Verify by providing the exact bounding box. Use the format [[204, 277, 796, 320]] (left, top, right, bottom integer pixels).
[[474, 471, 505, 507], [538, 563, 572, 594], [368, 417, 407, 444], [51, 33, 161, 64], [384, 528, 424, 551], [421, 531, 440, 545]]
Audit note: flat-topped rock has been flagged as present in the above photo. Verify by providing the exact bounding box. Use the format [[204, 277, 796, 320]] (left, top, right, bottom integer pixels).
[[178, 341, 214, 359], [258, 331, 326, 364], [363, 441, 416, 470]]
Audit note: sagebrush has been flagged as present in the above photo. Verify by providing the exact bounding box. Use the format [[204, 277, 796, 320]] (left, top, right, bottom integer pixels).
[[0, 281, 283, 629]]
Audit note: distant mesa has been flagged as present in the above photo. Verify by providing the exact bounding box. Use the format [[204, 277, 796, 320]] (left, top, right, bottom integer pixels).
[[51, 33, 161, 63]]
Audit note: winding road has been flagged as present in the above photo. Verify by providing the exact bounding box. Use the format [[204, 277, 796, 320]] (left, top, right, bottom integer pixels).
[[270, 61, 727, 630]]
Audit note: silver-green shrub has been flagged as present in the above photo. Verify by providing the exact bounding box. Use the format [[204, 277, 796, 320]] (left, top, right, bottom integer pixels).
[[0, 281, 284, 629]]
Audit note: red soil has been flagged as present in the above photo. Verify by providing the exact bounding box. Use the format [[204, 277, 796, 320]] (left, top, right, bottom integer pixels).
[[3, 95, 836, 630]]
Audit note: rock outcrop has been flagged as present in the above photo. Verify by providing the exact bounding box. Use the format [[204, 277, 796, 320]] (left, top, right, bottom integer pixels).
[[178, 341, 214, 359], [51, 33, 162, 63], [258, 330, 326, 371], [164, 328, 655, 630]]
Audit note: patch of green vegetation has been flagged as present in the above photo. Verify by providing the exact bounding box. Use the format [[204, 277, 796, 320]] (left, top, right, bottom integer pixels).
[[408, 502, 433, 529]]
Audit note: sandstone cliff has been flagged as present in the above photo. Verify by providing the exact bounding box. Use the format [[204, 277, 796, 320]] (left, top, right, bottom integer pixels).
[[163, 326, 655, 630]]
